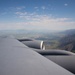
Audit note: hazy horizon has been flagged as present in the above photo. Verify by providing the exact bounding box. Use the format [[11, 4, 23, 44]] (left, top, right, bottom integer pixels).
[[0, 0, 75, 31]]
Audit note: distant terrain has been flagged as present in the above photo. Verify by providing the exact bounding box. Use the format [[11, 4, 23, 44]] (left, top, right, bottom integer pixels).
[[33, 29, 75, 52], [58, 29, 75, 52], [0, 29, 75, 52]]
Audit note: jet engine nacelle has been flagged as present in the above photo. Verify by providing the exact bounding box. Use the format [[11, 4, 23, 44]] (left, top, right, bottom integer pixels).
[[18, 39, 45, 50]]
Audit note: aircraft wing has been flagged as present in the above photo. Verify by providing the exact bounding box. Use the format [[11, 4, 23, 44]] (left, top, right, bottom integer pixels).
[[0, 36, 74, 75]]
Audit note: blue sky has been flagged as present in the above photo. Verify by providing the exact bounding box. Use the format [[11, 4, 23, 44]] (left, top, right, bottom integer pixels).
[[0, 0, 75, 31]]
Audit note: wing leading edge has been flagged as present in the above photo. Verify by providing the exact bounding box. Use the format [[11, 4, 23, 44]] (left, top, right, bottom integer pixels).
[[0, 36, 74, 75]]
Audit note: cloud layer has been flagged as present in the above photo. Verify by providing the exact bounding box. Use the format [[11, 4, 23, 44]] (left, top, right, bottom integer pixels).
[[0, 5, 75, 31], [0, 11, 75, 31]]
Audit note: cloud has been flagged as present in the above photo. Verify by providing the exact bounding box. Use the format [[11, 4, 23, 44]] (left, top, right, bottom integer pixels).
[[64, 3, 68, 6], [15, 12, 28, 15], [1, 15, 75, 31], [24, 17, 75, 31], [16, 6, 25, 10], [34, 7, 38, 9], [34, 7, 39, 11], [1, 11, 75, 31], [15, 11, 40, 21], [41, 6, 46, 10]]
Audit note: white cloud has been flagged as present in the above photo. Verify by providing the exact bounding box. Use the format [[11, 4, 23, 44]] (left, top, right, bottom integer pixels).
[[34, 7, 39, 11], [0, 16, 75, 31], [1, 11, 75, 31], [34, 7, 38, 9], [25, 17, 75, 31], [64, 3, 68, 6], [16, 6, 25, 10], [41, 6, 46, 10], [15, 12, 28, 15]]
